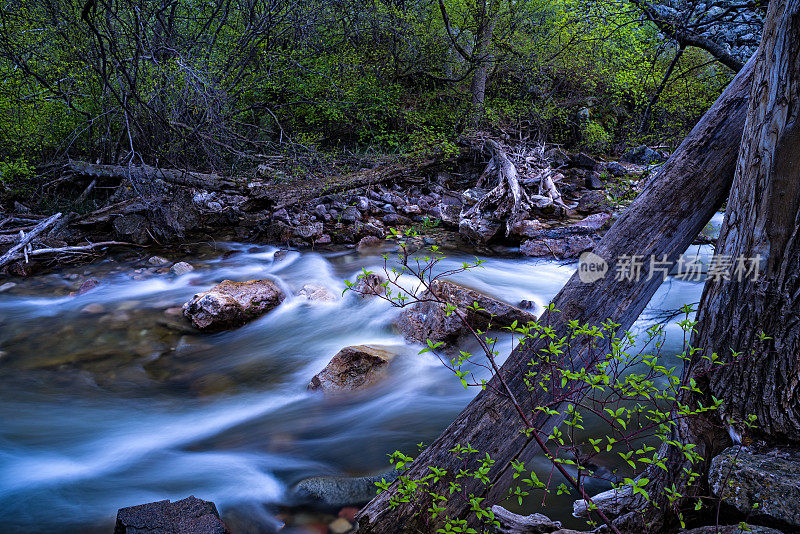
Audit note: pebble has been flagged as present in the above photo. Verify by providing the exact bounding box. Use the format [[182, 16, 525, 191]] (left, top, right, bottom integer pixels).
[[77, 278, 100, 295], [81, 303, 106, 314], [329, 518, 353, 534], [338, 507, 359, 522], [148, 256, 169, 266]]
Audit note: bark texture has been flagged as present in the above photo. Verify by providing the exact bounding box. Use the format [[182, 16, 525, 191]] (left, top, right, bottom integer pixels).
[[354, 56, 756, 533], [691, 0, 800, 443]]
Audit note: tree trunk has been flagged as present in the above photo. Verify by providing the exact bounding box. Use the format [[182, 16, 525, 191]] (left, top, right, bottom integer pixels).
[[354, 56, 756, 533], [645, 5, 800, 529], [468, 3, 497, 125], [693, 0, 800, 444]]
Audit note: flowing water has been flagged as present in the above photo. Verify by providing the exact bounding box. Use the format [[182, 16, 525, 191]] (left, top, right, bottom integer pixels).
[[0, 215, 722, 533]]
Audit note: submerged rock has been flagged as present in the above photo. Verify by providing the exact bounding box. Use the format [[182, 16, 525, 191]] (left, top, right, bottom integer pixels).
[[77, 278, 100, 295], [183, 279, 285, 330], [396, 279, 537, 345], [308, 345, 397, 392], [297, 283, 337, 302], [114, 496, 229, 534], [291, 471, 398, 508], [710, 446, 800, 530]]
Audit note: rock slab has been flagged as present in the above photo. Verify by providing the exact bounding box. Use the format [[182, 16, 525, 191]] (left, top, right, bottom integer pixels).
[[710, 446, 800, 530], [183, 279, 284, 330], [114, 496, 229, 534]]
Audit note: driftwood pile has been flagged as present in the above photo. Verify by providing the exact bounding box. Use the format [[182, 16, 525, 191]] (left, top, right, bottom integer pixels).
[[0, 212, 133, 271], [459, 139, 568, 244]]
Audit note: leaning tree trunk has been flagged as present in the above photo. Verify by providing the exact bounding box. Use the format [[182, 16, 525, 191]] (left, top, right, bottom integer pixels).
[[354, 56, 755, 533], [646, 4, 800, 529]]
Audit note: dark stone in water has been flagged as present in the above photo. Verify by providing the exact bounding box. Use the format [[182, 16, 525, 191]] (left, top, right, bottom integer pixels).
[[291, 472, 398, 508], [518, 299, 535, 310], [396, 280, 537, 345], [308, 345, 397, 393], [114, 496, 229, 534]]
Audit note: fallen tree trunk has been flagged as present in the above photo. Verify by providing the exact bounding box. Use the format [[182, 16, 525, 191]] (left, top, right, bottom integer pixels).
[[355, 55, 756, 532], [64, 161, 240, 191], [271, 160, 436, 212]]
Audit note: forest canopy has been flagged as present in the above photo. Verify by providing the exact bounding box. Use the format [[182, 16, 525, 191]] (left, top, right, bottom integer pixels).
[[0, 0, 760, 175]]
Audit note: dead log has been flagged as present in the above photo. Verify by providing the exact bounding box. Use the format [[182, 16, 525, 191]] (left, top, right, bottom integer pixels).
[[355, 55, 756, 533], [0, 212, 62, 268], [460, 140, 531, 243], [73, 199, 147, 225], [64, 161, 240, 192], [490, 506, 563, 534], [0, 241, 135, 264], [538, 169, 566, 208], [271, 160, 436, 212]]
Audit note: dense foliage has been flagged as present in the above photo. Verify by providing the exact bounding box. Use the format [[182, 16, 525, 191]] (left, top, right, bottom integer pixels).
[[0, 0, 735, 175]]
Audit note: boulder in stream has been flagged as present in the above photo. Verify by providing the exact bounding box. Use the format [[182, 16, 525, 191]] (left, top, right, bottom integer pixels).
[[308, 345, 397, 392], [170, 261, 195, 276], [114, 496, 229, 534], [396, 279, 537, 345], [183, 279, 285, 330]]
